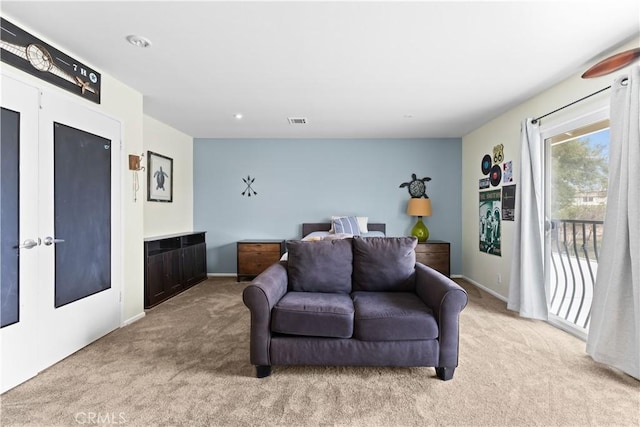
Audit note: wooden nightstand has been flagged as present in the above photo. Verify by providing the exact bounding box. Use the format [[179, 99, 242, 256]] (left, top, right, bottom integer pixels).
[[415, 240, 450, 277], [237, 239, 285, 281]]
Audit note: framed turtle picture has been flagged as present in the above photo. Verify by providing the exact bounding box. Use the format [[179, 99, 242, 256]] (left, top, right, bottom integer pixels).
[[147, 151, 173, 202]]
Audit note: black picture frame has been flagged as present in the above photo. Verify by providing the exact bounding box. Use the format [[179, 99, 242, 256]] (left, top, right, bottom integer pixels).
[[147, 151, 173, 202]]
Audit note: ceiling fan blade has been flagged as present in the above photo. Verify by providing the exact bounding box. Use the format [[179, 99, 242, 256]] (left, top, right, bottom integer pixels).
[[582, 47, 640, 79]]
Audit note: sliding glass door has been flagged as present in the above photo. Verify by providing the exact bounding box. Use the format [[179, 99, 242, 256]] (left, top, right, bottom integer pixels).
[[544, 113, 610, 338]]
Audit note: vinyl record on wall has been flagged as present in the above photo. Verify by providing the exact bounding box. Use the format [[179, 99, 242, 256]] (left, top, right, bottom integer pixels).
[[490, 164, 502, 186], [481, 154, 492, 175]]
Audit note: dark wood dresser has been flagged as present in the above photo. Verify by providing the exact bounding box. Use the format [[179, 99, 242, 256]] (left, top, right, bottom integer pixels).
[[144, 232, 207, 308]]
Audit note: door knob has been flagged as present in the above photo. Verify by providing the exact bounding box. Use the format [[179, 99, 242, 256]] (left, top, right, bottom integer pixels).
[[43, 236, 65, 246], [17, 238, 39, 249]]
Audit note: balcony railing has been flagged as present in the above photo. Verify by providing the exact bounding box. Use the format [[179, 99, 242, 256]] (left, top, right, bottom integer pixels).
[[548, 219, 604, 332]]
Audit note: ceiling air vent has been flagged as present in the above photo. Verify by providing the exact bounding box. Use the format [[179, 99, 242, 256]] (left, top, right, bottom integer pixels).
[[287, 117, 308, 125]]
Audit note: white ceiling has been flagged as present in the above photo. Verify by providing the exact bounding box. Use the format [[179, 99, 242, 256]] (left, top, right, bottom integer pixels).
[[2, 1, 639, 139]]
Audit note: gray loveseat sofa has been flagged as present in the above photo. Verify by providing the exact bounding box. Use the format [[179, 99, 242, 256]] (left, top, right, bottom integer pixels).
[[242, 236, 468, 380]]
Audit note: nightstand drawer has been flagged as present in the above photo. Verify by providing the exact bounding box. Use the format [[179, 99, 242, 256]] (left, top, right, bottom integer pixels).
[[238, 252, 281, 273], [238, 242, 281, 253], [416, 252, 449, 264], [415, 243, 449, 254]]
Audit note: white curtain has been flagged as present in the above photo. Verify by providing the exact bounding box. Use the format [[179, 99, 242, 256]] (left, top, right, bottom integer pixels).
[[586, 66, 640, 380], [507, 119, 548, 320]]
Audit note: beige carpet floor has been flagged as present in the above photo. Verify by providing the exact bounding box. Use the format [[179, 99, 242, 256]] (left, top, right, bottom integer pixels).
[[1, 277, 638, 426]]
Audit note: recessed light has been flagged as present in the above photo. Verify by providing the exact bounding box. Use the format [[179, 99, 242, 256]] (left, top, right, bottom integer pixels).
[[234, 113, 243, 120], [126, 35, 152, 48]]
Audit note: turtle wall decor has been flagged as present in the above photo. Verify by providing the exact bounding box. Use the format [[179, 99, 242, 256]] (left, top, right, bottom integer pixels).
[[399, 174, 431, 198]]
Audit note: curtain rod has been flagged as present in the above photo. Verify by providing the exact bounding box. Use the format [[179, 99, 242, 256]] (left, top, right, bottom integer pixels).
[[531, 85, 611, 125]]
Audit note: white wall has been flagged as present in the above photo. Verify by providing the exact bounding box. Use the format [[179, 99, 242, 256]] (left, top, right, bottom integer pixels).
[[461, 38, 639, 299], [102, 75, 145, 324], [143, 115, 193, 237]]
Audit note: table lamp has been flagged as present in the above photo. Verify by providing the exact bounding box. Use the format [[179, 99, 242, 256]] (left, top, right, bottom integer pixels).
[[407, 198, 432, 242]]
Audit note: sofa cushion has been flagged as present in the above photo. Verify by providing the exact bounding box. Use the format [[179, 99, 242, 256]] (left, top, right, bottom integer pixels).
[[352, 292, 438, 341], [287, 239, 353, 293], [352, 236, 417, 292], [271, 292, 354, 338]]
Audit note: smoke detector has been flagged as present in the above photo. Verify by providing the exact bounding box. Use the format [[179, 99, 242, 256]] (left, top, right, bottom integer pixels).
[[287, 117, 308, 125]]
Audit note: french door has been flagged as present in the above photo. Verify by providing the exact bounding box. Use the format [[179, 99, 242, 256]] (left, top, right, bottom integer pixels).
[[1, 75, 122, 392], [1, 76, 40, 393]]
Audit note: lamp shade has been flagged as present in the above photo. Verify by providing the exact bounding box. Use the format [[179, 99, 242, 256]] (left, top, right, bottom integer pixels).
[[407, 198, 432, 217]]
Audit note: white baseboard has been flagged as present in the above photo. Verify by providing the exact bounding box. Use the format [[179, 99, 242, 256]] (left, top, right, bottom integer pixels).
[[122, 311, 145, 327], [461, 276, 508, 302], [207, 273, 237, 278]]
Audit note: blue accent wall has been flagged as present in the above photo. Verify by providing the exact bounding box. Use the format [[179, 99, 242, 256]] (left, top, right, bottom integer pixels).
[[194, 138, 462, 274]]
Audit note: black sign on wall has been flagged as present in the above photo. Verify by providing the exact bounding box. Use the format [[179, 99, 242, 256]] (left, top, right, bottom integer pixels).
[[0, 18, 101, 104]]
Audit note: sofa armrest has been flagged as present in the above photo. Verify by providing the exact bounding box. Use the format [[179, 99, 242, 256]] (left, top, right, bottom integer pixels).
[[415, 262, 468, 368], [242, 262, 288, 367]]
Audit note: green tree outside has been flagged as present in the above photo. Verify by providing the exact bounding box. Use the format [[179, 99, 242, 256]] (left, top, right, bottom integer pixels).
[[551, 134, 608, 221]]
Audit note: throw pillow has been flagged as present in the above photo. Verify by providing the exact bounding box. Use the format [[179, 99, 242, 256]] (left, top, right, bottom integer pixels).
[[332, 216, 361, 235], [352, 236, 417, 292], [287, 239, 353, 293], [329, 216, 368, 233], [356, 216, 369, 233]]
